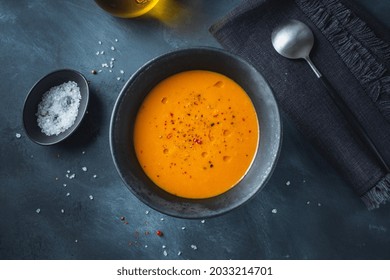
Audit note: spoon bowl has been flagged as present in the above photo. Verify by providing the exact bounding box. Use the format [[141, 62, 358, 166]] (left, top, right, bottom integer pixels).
[[271, 19, 314, 60]]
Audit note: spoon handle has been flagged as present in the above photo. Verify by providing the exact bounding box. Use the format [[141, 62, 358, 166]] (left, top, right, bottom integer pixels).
[[319, 76, 390, 172]]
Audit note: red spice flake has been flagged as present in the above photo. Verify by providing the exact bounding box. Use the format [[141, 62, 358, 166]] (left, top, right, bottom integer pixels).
[[156, 230, 163, 237], [193, 138, 203, 144], [170, 112, 174, 117]]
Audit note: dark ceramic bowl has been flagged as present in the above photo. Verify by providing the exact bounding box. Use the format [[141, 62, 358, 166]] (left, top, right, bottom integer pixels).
[[110, 47, 282, 219], [23, 69, 89, 145]]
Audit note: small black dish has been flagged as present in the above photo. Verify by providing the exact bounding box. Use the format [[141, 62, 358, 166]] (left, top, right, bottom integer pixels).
[[23, 69, 89, 145], [110, 47, 282, 219]]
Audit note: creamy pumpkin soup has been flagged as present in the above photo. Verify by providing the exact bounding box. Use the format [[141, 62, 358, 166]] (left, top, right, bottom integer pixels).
[[134, 70, 259, 199]]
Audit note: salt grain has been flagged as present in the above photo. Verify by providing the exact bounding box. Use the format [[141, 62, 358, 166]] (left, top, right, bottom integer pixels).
[[190, 245, 197, 250], [66, 192, 70, 197], [82, 167, 87, 172], [120, 70, 124, 74], [15, 133, 21, 138], [145, 210, 149, 215], [318, 203, 322, 207], [162, 245, 166, 249], [98, 41, 102, 45], [177, 251, 182, 256], [96, 51, 100, 55], [36, 81, 81, 136], [36, 208, 41, 214], [115, 38, 118, 42], [100, 51, 105, 55], [89, 195, 94, 200], [201, 220, 205, 224], [163, 250, 168, 256], [61, 209, 64, 213], [93, 174, 97, 178], [286, 181, 291, 186], [116, 77, 121, 81], [69, 174, 75, 179], [181, 226, 186, 230], [160, 218, 164, 221], [63, 183, 67, 187], [306, 201, 311, 205], [75, 239, 78, 243], [111, 46, 115, 51], [271, 208, 278, 214]]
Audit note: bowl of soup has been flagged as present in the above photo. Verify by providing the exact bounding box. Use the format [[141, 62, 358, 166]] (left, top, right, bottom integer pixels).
[[110, 47, 281, 219]]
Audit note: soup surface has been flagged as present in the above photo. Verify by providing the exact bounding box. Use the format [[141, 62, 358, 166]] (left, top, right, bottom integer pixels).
[[134, 70, 259, 199]]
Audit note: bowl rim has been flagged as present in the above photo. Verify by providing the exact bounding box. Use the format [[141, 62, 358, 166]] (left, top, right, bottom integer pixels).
[[22, 68, 90, 145], [109, 46, 282, 218]]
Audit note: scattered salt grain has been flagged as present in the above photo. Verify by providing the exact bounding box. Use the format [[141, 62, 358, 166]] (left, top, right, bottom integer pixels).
[[66, 192, 70, 197], [271, 208, 278, 214], [15, 133, 21, 139], [177, 251, 182, 256], [120, 70, 124, 74], [190, 245, 197, 250], [69, 174, 75, 179], [201, 220, 205, 224], [116, 77, 121, 81], [181, 226, 186, 230], [163, 250, 168, 256], [82, 151, 86, 155], [63, 183, 67, 187], [111, 46, 115, 51], [111, 57, 115, 61], [306, 201, 311, 205], [145, 245, 148, 248], [115, 38, 118, 42], [318, 203, 322, 207], [36, 81, 81, 136], [100, 51, 105, 55], [145, 210, 149, 215], [102, 63, 108, 68], [89, 195, 94, 200], [67, 170, 71, 174], [160, 218, 165, 221], [75, 239, 78, 243], [162, 245, 166, 249], [36, 208, 41, 214], [98, 41, 102, 45], [96, 51, 100, 55], [286, 181, 291, 186], [82, 167, 87, 172], [61, 209, 64, 214], [93, 174, 97, 178]]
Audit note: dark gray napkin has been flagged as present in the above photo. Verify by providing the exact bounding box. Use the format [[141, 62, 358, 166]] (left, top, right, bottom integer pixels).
[[210, 0, 390, 209]]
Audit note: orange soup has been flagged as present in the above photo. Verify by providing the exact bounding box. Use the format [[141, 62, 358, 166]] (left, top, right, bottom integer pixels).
[[134, 70, 259, 199]]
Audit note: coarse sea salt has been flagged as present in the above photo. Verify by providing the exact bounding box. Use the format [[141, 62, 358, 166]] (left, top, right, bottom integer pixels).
[[36, 81, 81, 136]]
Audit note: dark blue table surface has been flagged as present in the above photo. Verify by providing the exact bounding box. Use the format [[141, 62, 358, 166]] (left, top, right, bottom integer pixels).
[[1, 0, 389, 260]]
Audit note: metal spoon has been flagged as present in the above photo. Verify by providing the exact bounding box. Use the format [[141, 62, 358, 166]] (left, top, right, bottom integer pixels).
[[271, 19, 389, 172]]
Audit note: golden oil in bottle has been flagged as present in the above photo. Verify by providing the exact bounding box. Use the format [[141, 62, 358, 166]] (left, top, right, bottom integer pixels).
[[95, 0, 160, 18]]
